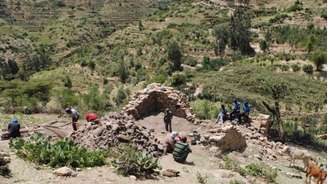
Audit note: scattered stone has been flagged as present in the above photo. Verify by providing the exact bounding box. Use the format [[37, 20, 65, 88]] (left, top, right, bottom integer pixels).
[[53, 167, 76, 177], [162, 169, 180, 177], [285, 172, 302, 179], [129, 175, 137, 180]]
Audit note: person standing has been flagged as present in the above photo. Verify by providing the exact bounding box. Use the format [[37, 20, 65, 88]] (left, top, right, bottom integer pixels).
[[230, 99, 241, 123], [8, 117, 20, 138], [216, 104, 228, 123], [65, 107, 80, 131], [163, 108, 173, 132]]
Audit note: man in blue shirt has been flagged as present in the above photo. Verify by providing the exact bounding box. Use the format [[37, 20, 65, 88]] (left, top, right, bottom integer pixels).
[[8, 118, 21, 138], [230, 99, 241, 123]]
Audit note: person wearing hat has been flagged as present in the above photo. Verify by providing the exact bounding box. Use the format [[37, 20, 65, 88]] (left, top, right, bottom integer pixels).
[[8, 117, 21, 138], [163, 108, 173, 132], [65, 107, 80, 131], [172, 135, 192, 163]]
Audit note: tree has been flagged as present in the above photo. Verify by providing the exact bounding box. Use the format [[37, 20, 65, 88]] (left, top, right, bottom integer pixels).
[[262, 79, 289, 141], [213, 24, 229, 55], [229, 1, 255, 56], [167, 41, 182, 72], [118, 61, 129, 83], [260, 39, 268, 53], [0, 58, 19, 80], [310, 50, 326, 71]]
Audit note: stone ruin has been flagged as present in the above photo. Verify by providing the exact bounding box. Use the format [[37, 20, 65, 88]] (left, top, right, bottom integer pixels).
[[123, 83, 195, 122], [71, 84, 198, 156]]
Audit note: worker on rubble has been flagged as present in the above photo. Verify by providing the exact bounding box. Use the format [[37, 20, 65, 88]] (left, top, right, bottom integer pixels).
[[65, 107, 80, 131], [173, 135, 192, 163], [85, 112, 99, 125], [8, 117, 21, 138], [163, 108, 173, 132], [163, 131, 181, 155]]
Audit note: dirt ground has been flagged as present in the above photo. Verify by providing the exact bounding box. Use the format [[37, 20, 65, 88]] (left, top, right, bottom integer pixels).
[[0, 113, 326, 184]]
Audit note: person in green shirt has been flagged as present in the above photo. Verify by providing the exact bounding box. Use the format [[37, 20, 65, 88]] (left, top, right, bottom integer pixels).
[[172, 136, 192, 163]]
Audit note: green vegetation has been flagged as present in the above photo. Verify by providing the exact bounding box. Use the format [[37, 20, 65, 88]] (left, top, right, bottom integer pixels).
[[110, 144, 161, 178], [196, 172, 208, 184], [229, 180, 244, 184], [191, 99, 218, 120], [221, 156, 277, 182], [243, 163, 278, 182], [9, 133, 107, 168]]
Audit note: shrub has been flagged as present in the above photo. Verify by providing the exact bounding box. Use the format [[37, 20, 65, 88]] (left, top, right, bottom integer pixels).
[[111, 144, 161, 178], [291, 64, 301, 72], [287, 0, 303, 12], [310, 50, 326, 71], [229, 180, 244, 184], [183, 56, 197, 67], [302, 64, 314, 75], [259, 40, 268, 53], [196, 172, 208, 184], [244, 163, 278, 182], [280, 65, 290, 72], [170, 72, 187, 87], [191, 100, 218, 120], [9, 133, 107, 168], [202, 57, 228, 71], [114, 86, 128, 107], [83, 85, 107, 112]]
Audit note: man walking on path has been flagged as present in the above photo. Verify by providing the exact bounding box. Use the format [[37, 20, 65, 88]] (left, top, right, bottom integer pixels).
[[163, 108, 173, 132], [65, 107, 80, 131]]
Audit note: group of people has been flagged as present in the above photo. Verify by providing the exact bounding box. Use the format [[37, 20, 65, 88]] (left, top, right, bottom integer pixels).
[[216, 99, 251, 124]]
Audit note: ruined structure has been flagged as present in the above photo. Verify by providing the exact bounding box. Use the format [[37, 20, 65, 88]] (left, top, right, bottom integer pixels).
[[123, 83, 195, 122]]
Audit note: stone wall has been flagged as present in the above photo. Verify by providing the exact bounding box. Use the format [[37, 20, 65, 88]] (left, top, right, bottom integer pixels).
[[123, 83, 195, 122]]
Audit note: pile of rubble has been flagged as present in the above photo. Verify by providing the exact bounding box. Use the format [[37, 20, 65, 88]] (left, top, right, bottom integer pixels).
[[123, 83, 195, 123], [71, 112, 163, 156], [197, 124, 247, 154], [0, 152, 10, 177]]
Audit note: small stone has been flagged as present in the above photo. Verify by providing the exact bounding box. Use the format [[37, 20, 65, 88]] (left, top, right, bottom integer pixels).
[[53, 167, 75, 177], [129, 175, 137, 180]]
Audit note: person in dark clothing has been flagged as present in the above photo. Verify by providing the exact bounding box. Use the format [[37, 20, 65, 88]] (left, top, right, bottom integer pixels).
[[8, 118, 20, 138], [173, 136, 192, 163], [216, 104, 228, 123], [163, 108, 173, 132], [241, 101, 251, 126], [230, 99, 241, 123], [65, 107, 80, 131]]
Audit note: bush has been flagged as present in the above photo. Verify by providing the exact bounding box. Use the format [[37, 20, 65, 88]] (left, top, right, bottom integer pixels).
[[114, 86, 128, 107], [170, 72, 187, 87], [9, 133, 107, 168], [310, 50, 326, 71], [229, 180, 244, 184], [302, 64, 314, 75], [244, 163, 277, 182], [191, 100, 218, 120], [202, 57, 228, 71], [196, 172, 208, 184], [111, 144, 161, 178], [287, 0, 303, 12], [183, 56, 197, 67], [291, 64, 301, 72], [83, 85, 107, 112]]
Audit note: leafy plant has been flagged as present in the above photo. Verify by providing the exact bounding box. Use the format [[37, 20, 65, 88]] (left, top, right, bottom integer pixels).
[[302, 64, 314, 75], [244, 163, 278, 182], [9, 133, 107, 168], [111, 144, 161, 178]]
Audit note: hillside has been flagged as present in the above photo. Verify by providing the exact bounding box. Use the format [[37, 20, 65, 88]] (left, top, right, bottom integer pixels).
[[0, 0, 326, 182]]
